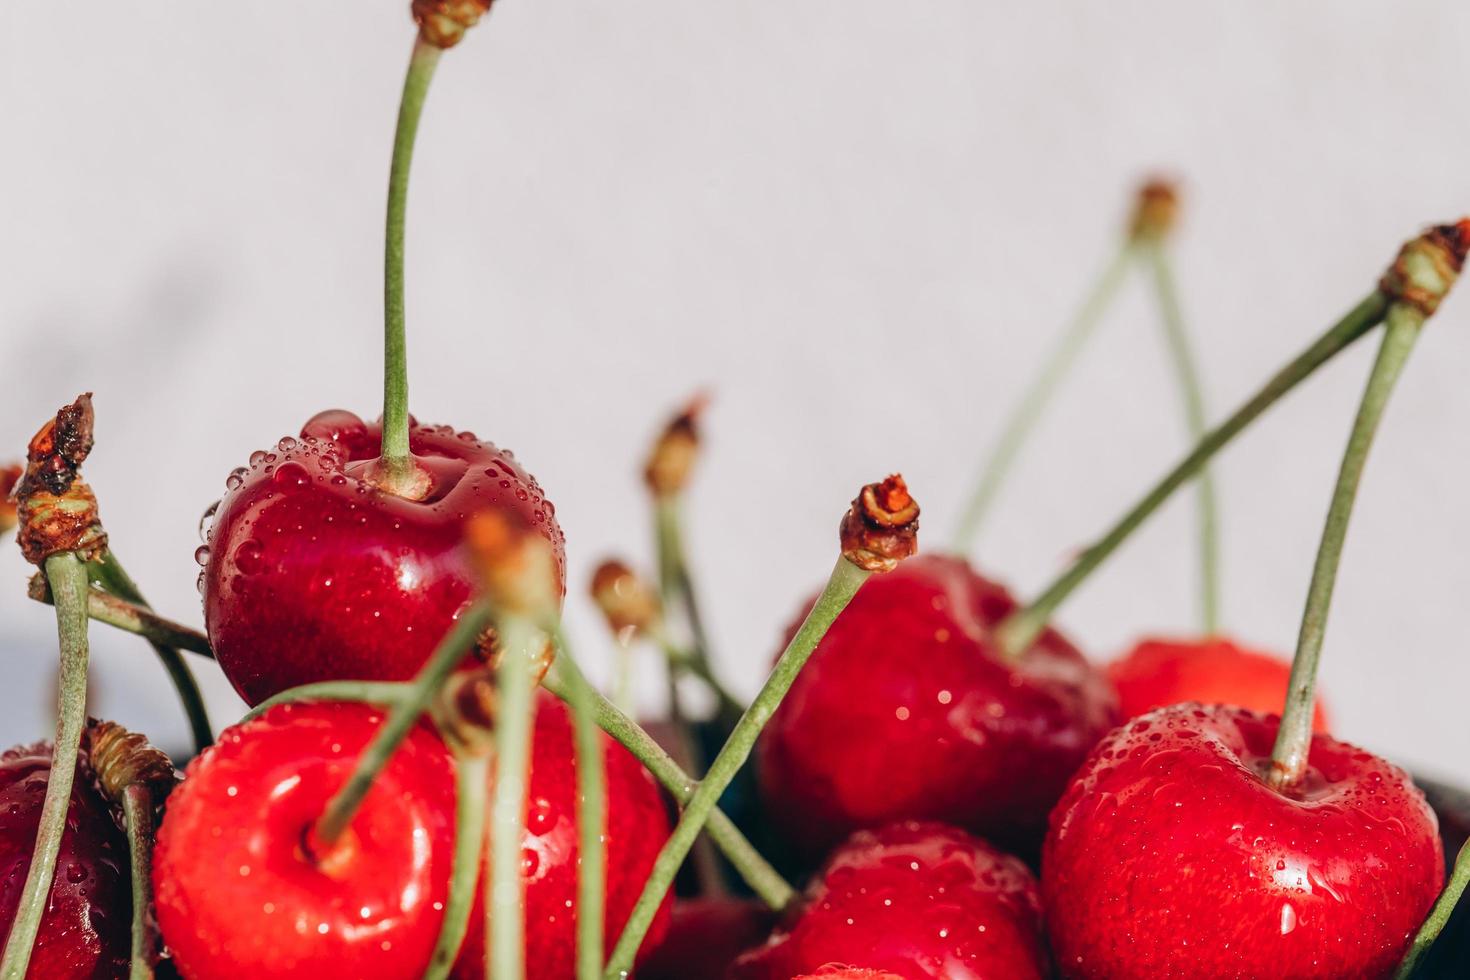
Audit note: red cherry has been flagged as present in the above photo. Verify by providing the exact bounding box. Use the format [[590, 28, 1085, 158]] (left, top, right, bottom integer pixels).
[[757, 554, 1118, 857], [1108, 636, 1331, 732], [1042, 703, 1443, 978], [153, 701, 457, 979], [639, 898, 777, 980], [0, 743, 130, 979], [449, 693, 674, 979], [791, 970, 907, 980], [201, 410, 565, 706], [731, 821, 1049, 980]]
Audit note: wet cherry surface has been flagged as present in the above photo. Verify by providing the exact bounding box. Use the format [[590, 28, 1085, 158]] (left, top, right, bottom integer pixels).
[[152, 702, 457, 979], [732, 821, 1049, 980], [201, 410, 565, 706], [757, 554, 1118, 859], [0, 743, 130, 980], [1108, 636, 1330, 732], [1042, 703, 1443, 979]]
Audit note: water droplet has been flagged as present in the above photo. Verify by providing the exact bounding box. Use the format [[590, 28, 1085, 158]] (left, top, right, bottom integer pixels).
[[277, 436, 298, 452], [194, 545, 212, 567], [225, 467, 248, 491], [248, 450, 268, 467], [198, 500, 220, 542], [234, 540, 265, 575], [272, 461, 311, 487]]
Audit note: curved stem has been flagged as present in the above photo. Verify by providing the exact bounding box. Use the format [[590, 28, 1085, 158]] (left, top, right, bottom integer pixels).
[[426, 753, 491, 980], [541, 663, 794, 911], [1396, 840, 1470, 979], [31, 575, 215, 657], [122, 785, 157, 980], [951, 244, 1135, 554], [1268, 307, 1421, 789], [604, 556, 870, 978], [996, 290, 1391, 659], [380, 37, 443, 480], [0, 553, 91, 980], [488, 615, 540, 980], [88, 553, 213, 752], [314, 603, 492, 846], [243, 681, 410, 722], [1144, 240, 1221, 633]]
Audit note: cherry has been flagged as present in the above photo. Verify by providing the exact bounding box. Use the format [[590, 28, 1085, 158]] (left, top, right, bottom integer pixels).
[[1108, 636, 1330, 732], [639, 898, 777, 980], [731, 821, 1049, 980], [757, 554, 1118, 858], [450, 693, 674, 979], [792, 970, 906, 980], [1042, 703, 1443, 978], [0, 742, 130, 979], [200, 410, 565, 706], [152, 701, 457, 979]]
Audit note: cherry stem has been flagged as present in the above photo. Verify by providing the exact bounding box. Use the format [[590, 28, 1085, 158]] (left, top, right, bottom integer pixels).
[[950, 243, 1134, 554], [1395, 840, 1470, 979], [655, 497, 720, 686], [313, 602, 492, 847], [611, 631, 637, 715], [122, 784, 158, 980], [654, 627, 746, 729], [425, 752, 490, 980], [31, 575, 214, 657], [88, 553, 213, 752], [379, 36, 442, 487], [1267, 305, 1422, 789], [243, 680, 410, 722], [1143, 239, 1221, 633], [0, 552, 91, 980], [487, 614, 540, 980], [542, 658, 795, 910], [603, 555, 871, 978], [996, 290, 1391, 659]]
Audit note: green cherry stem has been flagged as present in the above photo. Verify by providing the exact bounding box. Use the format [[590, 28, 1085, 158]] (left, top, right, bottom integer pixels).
[[0, 552, 91, 980], [950, 243, 1134, 554], [541, 659, 794, 910], [29, 574, 214, 657], [122, 785, 158, 980], [426, 752, 491, 980], [655, 497, 718, 678], [996, 290, 1391, 659], [1142, 239, 1222, 633], [488, 614, 541, 980], [243, 681, 410, 722], [1396, 840, 1470, 979], [379, 36, 443, 489], [88, 553, 213, 752], [604, 555, 873, 978], [1267, 305, 1422, 789]]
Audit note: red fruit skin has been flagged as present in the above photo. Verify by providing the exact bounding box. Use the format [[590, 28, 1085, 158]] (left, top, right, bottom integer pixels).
[[1042, 703, 1443, 979], [732, 821, 1049, 980], [792, 970, 907, 980], [639, 898, 777, 980], [0, 744, 130, 979], [757, 554, 1118, 857], [202, 410, 565, 706], [153, 702, 457, 979], [1108, 636, 1331, 732], [450, 694, 674, 979]]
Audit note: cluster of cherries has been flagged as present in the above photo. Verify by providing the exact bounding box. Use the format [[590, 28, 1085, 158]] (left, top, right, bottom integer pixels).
[[3, 2, 1467, 979]]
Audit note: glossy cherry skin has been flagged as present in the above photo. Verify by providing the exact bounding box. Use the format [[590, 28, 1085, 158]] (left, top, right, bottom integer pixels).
[[732, 821, 1049, 979], [450, 693, 674, 979], [201, 410, 565, 706], [792, 970, 906, 980], [640, 898, 777, 980], [757, 554, 1118, 858], [1042, 703, 1443, 979], [153, 702, 457, 979], [0, 743, 130, 979], [1108, 636, 1330, 732]]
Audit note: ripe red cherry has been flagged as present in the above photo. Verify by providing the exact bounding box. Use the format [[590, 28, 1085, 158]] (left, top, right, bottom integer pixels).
[[0, 743, 130, 979], [450, 693, 674, 979], [1042, 703, 1443, 979], [757, 554, 1118, 858], [153, 701, 457, 979], [640, 899, 777, 980], [731, 821, 1049, 980], [1108, 636, 1330, 732], [201, 410, 565, 706]]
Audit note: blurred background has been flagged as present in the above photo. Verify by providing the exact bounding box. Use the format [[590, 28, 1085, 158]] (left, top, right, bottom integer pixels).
[[1, 2, 1468, 780]]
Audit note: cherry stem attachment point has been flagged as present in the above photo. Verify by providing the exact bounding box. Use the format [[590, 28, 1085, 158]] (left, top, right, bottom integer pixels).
[[122, 785, 158, 980], [0, 552, 91, 980], [1396, 840, 1470, 979], [425, 752, 491, 980], [1267, 306, 1422, 790], [487, 614, 540, 980]]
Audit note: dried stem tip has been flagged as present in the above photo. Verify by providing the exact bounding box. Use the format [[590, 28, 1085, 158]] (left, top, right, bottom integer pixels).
[[430, 669, 499, 757], [1380, 219, 1470, 317], [465, 511, 561, 621], [16, 394, 107, 565], [643, 393, 708, 497], [85, 720, 178, 807], [1129, 178, 1179, 241], [412, 0, 492, 49], [0, 463, 20, 536], [590, 560, 661, 637], [840, 474, 920, 572]]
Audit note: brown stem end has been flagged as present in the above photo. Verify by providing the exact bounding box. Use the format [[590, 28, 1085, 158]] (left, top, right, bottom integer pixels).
[[465, 511, 560, 621], [1380, 219, 1470, 317], [1129, 178, 1180, 241], [643, 392, 709, 497], [590, 559, 661, 638], [16, 394, 107, 565], [85, 720, 179, 807], [840, 474, 920, 572], [412, 0, 493, 48], [430, 669, 500, 757]]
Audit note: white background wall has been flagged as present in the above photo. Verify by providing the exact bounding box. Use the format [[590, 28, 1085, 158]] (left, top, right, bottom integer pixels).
[[2, 2, 1468, 782]]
